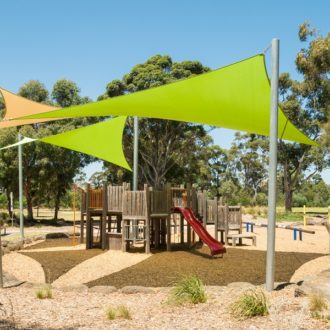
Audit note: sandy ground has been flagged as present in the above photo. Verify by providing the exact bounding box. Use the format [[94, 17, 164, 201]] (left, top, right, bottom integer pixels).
[[0, 285, 328, 330], [210, 223, 329, 254], [3, 253, 45, 283], [52, 250, 150, 287], [290, 255, 330, 282]]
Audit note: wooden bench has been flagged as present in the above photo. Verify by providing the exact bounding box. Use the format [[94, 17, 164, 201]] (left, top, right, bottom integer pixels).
[[226, 233, 256, 246]]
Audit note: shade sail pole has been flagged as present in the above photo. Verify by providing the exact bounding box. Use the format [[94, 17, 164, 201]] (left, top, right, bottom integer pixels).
[[266, 38, 279, 292], [18, 132, 24, 240], [133, 116, 139, 191]]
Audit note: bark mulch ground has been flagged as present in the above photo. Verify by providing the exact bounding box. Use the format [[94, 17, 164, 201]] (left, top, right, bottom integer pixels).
[[24, 238, 82, 250], [20, 239, 102, 283], [87, 244, 324, 288]]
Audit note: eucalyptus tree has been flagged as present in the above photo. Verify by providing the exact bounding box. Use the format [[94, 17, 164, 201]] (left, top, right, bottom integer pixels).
[[100, 55, 212, 188]]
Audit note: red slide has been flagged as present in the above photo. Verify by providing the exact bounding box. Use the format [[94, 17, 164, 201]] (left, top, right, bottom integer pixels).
[[174, 207, 226, 256]]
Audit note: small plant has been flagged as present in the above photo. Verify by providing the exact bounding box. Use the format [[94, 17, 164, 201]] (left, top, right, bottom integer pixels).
[[35, 286, 53, 299], [116, 306, 132, 320], [230, 288, 269, 320], [309, 293, 327, 313], [106, 307, 117, 320], [106, 306, 132, 320], [167, 274, 207, 305], [309, 292, 329, 322]]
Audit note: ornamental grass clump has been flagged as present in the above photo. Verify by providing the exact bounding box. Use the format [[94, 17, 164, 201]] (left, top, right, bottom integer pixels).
[[35, 287, 53, 299], [106, 306, 132, 320], [309, 293, 329, 322], [230, 288, 269, 320], [167, 274, 207, 305], [309, 292, 327, 313]]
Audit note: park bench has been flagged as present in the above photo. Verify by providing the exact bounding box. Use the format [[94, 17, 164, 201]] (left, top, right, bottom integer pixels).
[[226, 233, 256, 246]]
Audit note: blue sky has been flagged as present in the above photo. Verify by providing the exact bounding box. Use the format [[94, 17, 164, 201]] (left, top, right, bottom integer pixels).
[[0, 1, 329, 181]]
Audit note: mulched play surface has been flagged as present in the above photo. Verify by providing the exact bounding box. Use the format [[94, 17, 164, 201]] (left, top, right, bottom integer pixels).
[[24, 238, 83, 250], [21, 239, 102, 283], [87, 245, 324, 288]]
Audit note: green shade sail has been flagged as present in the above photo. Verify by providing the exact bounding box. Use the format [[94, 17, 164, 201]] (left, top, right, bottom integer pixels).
[[0, 117, 131, 171], [18, 54, 315, 146]]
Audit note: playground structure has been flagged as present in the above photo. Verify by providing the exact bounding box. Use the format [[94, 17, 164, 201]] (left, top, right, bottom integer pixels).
[[79, 183, 245, 255]]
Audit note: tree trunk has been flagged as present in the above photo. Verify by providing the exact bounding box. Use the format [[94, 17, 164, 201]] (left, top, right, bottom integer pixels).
[[26, 197, 33, 221], [54, 191, 61, 221], [283, 160, 293, 212], [24, 180, 34, 221], [285, 189, 293, 212], [6, 192, 12, 219]]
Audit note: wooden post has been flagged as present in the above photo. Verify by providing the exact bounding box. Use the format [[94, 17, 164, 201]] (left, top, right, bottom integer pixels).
[[203, 191, 207, 228], [166, 183, 172, 251], [145, 185, 150, 254], [303, 205, 307, 227], [86, 184, 91, 249], [122, 218, 126, 252], [224, 204, 229, 245], [80, 189, 85, 244], [180, 214, 184, 243], [166, 215, 171, 251], [214, 197, 218, 240], [187, 218, 191, 246], [101, 184, 107, 250]]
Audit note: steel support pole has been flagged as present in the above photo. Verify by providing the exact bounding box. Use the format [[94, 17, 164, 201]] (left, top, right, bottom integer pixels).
[[133, 116, 139, 191], [266, 38, 280, 292], [18, 133, 24, 240]]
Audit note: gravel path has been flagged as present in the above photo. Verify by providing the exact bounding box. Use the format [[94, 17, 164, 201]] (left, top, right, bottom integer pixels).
[[290, 255, 330, 282], [3, 253, 45, 283], [0, 284, 328, 330], [52, 250, 150, 287]]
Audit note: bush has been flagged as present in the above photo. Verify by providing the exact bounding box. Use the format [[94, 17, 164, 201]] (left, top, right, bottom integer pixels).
[[230, 288, 269, 320], [167, 274, 207, 305], [106, 306, 132, 320], [0, 212, 9, 221], [292, 193, 308, 207], [35, 287, 53, 299], [256, 193, 267, 206]]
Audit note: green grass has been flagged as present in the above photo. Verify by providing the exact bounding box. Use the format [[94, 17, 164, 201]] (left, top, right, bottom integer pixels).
[[106, 306, 132, 320], [276, 212, 303, 222], [292, 207, 329, 214], [230, 288, 269, 320], [35, 287, 53, 299], [167, 274, 207, 305]]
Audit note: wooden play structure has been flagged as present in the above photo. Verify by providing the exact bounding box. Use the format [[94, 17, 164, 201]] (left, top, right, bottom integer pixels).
[[80, 183, 244, 253], [80, 183, 130, 249]]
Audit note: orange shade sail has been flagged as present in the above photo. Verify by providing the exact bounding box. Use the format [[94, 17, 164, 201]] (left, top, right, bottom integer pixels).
[[0, 87, 58, 129]]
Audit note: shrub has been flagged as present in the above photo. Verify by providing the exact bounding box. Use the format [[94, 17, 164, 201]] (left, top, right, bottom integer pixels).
[[256, 193, 267, 206], [167, 274, 207, 305], [35, 287, 53, 299], [293, 193, 308, 207], [106, 306, 132, 320], [230, 288, 269, 320]]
